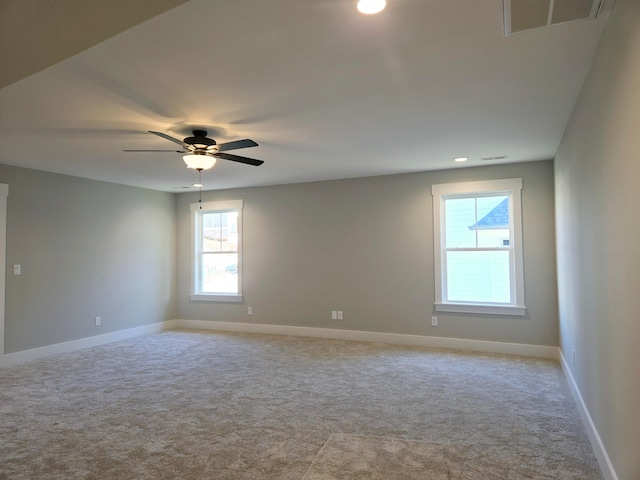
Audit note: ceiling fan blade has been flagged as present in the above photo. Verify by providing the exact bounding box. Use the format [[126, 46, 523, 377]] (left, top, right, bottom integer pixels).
[[123, 149, 186, 153], [215, 139, 258, 152], [149, 130, 185, 146], [214, 152, 264, 166]]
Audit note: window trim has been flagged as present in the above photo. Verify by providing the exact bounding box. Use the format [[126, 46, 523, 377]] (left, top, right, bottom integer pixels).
[[431, 178, 526, 316], [190, 199, 243, 303]]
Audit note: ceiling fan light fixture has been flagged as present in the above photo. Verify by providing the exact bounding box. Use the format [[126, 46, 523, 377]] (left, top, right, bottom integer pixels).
[[183, 153, 217, 170], [357, 0, 386, 15]]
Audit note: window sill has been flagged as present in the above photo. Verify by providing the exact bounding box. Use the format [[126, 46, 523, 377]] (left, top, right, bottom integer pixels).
[[434, 303, 526, 316], [190, 293, 244, 303]]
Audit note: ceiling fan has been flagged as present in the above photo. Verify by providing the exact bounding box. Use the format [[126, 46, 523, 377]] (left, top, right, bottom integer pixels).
[[124, 129, 264, 169]]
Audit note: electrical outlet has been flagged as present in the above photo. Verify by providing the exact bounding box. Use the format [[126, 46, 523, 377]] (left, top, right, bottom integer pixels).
[[331, 311, 338, 320], [247, 307, 253, 315], [95, 316, 101, 326], [431, 316, 438, 327], [13, 264, 21, 275], [337, 311, 343, 320]]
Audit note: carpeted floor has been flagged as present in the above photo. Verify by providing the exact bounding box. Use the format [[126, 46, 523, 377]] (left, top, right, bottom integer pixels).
[[0, 330, 602, 479]]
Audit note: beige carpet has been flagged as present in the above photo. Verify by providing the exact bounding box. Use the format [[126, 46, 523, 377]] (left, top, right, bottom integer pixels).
[[0, 330, 602, 479]]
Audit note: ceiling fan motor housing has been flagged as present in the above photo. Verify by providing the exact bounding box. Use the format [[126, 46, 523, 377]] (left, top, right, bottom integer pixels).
[[185, 130, 217, 150]]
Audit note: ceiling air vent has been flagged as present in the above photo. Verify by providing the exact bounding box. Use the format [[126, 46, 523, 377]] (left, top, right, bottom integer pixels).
[[503, 0, 604, 35], [481, 155, 509, 161]]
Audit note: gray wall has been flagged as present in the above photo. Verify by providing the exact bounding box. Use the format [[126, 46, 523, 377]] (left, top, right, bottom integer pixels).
[[177, 160, 558, 347], [554, 0, 640, 478], [1, 165, 176, 353]]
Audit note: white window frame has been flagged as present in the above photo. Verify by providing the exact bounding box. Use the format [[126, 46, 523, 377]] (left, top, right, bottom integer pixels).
[[190, 199, 243, 302], [431, 178, 526, 316]]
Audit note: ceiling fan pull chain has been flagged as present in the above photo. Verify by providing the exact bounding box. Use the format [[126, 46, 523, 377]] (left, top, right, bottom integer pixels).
[[198, 169, 203, 209]]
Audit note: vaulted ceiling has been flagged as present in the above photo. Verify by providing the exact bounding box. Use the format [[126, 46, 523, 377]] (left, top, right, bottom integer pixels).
[[0, 0, 613, 191]]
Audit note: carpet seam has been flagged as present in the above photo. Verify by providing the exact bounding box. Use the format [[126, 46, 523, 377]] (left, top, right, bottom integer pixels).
[[300, 433, 336, 480]]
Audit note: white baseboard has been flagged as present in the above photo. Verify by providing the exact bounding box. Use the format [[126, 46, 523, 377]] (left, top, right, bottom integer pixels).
[[0, 319, 558, 368], [0, 320, 176, 368], [559, 351, 618, 480], [174, 319, 559, 359]]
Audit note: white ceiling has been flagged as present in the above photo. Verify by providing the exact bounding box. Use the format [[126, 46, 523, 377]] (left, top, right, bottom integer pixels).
[[0, 0, 611, 192]]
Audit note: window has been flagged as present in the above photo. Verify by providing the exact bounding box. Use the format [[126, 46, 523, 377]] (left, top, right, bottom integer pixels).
[[431, 179, 525, 315], [190, 200, 243, 302]]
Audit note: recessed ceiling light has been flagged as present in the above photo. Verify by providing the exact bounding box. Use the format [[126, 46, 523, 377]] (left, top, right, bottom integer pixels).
[[453, 157, 469, 163], [357, 0, 386, 15], [192, 183, 204, 188]]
